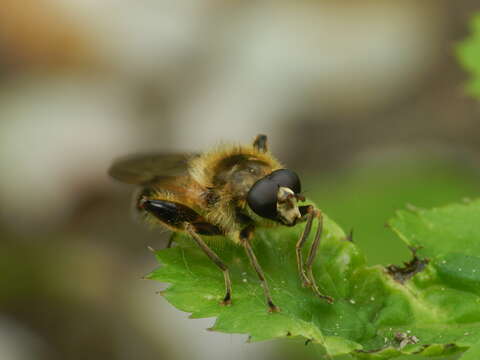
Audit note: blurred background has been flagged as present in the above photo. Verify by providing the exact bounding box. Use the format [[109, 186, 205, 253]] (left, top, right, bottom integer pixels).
[[0, 1, 479, 359]]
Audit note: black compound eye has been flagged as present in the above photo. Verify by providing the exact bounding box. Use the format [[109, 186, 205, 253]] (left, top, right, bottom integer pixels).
[[247, 177, 278, 220], [268, 169, 301, 194]]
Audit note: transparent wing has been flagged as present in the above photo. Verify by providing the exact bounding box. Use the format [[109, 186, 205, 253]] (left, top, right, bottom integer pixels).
[[108, 152, 198, 185]]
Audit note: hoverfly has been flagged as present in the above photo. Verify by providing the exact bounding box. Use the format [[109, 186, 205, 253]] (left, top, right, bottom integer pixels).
[[109, 134, 333, 312]]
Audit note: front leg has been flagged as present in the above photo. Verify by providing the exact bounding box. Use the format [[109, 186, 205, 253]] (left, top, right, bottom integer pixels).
[[296, 206, 315, 286], [296, 206, 334, 303]]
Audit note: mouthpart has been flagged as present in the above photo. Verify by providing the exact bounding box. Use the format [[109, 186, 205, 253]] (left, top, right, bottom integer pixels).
[[276, 187, 301, 226]]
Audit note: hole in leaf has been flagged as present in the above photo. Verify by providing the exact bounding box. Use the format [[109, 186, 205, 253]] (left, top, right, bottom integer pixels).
[[385, 247, 429, 283]]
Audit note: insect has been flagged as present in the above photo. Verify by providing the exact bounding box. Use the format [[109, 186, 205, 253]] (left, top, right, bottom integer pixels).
[[109, 134, 333, 312]]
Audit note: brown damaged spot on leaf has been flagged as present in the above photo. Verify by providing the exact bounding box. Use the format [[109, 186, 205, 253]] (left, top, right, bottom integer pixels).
[[385, 247, 430, 283], [395, 332, 420, 349]]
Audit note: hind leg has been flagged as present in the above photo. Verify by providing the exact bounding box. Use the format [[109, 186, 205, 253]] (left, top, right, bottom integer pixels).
[[141, 198, 232, 305]]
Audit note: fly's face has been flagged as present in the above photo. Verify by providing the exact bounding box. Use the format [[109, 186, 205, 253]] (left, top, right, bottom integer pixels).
[[247, 169, 304, 226], [276, 186, 301, 226]]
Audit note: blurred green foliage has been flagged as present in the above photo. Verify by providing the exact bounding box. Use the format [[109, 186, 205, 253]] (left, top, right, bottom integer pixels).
[[307, 159, 480, 266], [457, 14, 480, 98], [460, 340, 480, 360]]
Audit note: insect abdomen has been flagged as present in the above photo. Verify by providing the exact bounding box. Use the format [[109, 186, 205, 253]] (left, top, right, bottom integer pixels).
[[141, 199, 223, 236]]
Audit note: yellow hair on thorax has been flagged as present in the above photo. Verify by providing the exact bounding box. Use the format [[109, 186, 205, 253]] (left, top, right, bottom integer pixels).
[[188, 143, 283, 188], [187, 142, 284, 243]]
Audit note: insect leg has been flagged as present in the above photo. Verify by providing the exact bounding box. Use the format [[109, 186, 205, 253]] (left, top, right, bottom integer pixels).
[[185, 224, 233, 306], [296, 205, 316, 286], [253, 134, 268, 152], [240, 225, 280, 312], [304, 208, 334, 303]]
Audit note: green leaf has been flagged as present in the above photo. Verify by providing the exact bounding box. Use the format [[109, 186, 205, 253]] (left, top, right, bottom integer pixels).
[[457, 14, 480, 98], [460, 340, 480, 360], [306, 160, 480, 266], [388, 200, 480, 358], [389, 200, 480, 259], [148, 200, 480, 359]]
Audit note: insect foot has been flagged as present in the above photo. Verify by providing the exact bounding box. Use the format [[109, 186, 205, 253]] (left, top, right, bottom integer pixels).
[[302, 277, 334, 304], [220, 295, 232, 306], [315, 292, 334, 304], [268, 301, 281, 313], [309, 279, 334, 303]]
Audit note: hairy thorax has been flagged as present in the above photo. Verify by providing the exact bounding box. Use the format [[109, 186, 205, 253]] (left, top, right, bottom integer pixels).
[[201, 155, 275, 234], [212, 155, 273, 200]]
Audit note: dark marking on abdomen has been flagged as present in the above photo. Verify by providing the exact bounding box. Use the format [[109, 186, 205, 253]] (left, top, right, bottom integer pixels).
[[143, 199, 223, 235]]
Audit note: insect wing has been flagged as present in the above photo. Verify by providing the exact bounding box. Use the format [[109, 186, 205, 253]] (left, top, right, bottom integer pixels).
[[109, 153, 197, 185]]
